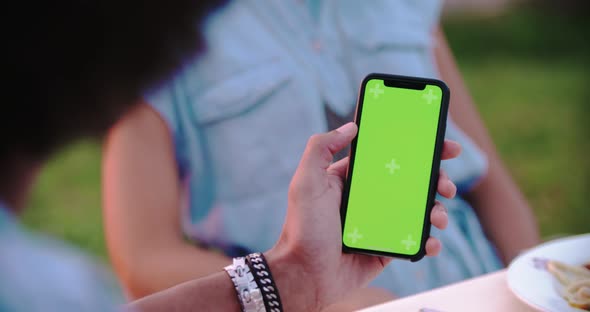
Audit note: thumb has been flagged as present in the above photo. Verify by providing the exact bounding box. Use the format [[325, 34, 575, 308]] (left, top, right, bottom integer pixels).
[[299, 122, 358, 172]]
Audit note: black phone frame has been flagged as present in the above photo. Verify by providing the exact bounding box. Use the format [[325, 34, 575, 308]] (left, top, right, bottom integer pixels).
[[340, 73, 450, 262]]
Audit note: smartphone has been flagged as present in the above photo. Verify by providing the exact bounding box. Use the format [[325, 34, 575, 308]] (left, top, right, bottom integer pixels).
[[340, 73, 450, 261]]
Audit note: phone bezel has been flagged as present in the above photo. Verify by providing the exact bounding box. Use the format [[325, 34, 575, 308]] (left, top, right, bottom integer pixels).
[[340, 73, 450, 262]]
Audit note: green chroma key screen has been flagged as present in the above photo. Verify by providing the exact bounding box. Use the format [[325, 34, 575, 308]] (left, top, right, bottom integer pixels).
[[342, 78, 443, 256]]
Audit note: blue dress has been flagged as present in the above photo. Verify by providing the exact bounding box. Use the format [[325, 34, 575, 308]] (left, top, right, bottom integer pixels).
[[147, 0, 502, 297]]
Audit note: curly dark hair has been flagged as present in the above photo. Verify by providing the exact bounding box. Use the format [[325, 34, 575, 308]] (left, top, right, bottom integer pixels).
[[2, 0, 226, 159]]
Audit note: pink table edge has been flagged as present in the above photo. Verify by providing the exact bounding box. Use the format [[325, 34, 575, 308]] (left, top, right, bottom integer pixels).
[[360, 270, 538, 312]]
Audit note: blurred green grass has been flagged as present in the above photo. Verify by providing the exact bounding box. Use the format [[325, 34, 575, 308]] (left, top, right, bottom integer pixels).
[[443, 7, 589, 237], [22, 7, 590, 257], [22, 142, 107, 257]]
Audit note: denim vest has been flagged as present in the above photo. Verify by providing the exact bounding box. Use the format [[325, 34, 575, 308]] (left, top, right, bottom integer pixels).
[[148, 0, 501, 296]]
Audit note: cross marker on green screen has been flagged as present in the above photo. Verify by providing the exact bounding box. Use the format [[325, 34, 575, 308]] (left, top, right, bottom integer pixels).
[[422, 89, 438, 105], [401, 235, 417, 250], [347, 228, 363, 244], [368, 83, 384, 98], [385, 159, 400, 175]]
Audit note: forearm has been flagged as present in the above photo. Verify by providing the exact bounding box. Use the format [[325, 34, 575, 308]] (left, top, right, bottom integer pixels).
[[127, 271, 240, 312], [117, 243, 231, 299], [127, 250, 312, 312], [465, 158, 540, 264]]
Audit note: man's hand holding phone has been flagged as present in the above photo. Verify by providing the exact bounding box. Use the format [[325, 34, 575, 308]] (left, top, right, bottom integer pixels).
[[265, 122, 461, 311]]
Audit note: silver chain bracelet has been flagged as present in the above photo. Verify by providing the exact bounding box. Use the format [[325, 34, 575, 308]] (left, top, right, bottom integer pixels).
[[224, 257, 266, 312]]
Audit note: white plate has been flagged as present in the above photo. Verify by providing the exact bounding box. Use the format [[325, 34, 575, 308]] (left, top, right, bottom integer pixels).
[[507, 234, 590, 312]]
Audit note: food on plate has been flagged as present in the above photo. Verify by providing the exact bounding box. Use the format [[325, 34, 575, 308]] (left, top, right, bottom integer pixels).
[[545, 259, 590, 310]]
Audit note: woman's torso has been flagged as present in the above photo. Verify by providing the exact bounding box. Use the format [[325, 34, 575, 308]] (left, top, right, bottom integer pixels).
[[148, 0, 501, 296]]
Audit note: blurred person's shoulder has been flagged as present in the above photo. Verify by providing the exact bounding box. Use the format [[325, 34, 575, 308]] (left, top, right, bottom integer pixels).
[[0, 206, 124, 312]]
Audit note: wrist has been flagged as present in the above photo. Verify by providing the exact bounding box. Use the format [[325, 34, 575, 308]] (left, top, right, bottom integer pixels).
[[264, 247, 319, 312]]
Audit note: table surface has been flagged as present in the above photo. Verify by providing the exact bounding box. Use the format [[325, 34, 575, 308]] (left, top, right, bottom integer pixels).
[[360, 270, 538, 312]]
